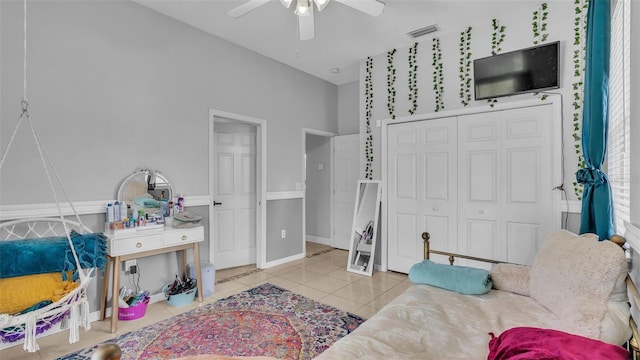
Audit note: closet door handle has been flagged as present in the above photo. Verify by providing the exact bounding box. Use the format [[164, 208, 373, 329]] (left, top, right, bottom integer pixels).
[[213, 201, 222, 206]]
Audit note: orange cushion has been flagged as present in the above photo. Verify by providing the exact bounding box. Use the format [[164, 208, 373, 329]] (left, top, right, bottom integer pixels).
[[0, 271, 78, 314]]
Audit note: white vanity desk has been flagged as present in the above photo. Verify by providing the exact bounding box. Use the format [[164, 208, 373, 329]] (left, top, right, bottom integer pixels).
[[99, 224, 204, 333]]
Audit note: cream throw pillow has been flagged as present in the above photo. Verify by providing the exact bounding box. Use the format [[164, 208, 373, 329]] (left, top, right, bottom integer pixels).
[[491, 263, 531, 297], [529, 229, 628, 340]]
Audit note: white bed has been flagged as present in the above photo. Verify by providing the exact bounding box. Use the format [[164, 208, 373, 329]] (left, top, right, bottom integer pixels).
[[315, 230, 633, 359]]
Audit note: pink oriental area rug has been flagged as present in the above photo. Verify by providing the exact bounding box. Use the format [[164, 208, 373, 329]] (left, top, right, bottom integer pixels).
[[58, 283, 365, 360]]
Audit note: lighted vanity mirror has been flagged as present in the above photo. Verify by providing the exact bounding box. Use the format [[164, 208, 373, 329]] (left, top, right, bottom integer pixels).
[[117, 168, 173, 216], [347, 180, 382, 276]]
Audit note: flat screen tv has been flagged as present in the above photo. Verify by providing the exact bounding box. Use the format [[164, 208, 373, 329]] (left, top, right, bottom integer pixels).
[[473, 41, 559, 100]]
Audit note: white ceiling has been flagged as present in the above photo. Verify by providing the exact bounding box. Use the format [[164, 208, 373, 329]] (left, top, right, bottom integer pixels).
[[134, 0, 543, 85]]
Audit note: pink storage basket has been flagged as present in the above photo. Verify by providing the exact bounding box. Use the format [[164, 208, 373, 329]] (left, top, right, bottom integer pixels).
[[118, 298, 150, 320]]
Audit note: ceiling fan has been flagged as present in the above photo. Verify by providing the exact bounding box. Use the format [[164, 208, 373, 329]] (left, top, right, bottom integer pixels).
[[228, 0, 385, 41]]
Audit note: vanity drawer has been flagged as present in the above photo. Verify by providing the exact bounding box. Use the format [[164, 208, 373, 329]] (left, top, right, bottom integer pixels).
[[164, 227, 204, 246], [109, 233, 163, 256]]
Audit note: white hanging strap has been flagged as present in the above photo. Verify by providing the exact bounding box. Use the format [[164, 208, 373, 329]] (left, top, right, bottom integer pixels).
[[23, 314, 40, 352], [0, 106, 26, 170], [68, 304, 80, 344], [23, 0, 27, 101]]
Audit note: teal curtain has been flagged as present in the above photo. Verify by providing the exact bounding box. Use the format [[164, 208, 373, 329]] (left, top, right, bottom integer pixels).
[[576, 0, 614, 240]]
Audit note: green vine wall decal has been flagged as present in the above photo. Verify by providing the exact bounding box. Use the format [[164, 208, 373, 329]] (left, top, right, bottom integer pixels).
[[408, 42, 419, 115], [533, 3, 550, 101], [387, 49, 397, 119], [491, 18, 506, 55], [571, 0, 588, 199], [432, 37, 445, 112], [458, 26, 473, 107], [532, 3, 549, 45], [364, 57, 374, 180], [488, 19, 506, 107]]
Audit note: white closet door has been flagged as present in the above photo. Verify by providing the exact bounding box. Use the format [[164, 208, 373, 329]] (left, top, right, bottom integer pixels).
[[387, 117, 457, 273], [457, 105, 554, 265]]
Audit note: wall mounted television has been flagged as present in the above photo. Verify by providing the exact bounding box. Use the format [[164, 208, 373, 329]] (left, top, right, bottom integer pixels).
[[473, 41, 559, 100]]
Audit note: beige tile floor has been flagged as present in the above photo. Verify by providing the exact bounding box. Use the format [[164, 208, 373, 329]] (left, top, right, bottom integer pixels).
[[1, 242, 411, 360]]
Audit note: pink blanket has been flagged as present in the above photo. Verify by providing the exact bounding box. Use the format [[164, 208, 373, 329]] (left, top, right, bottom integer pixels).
[[488, 327, 628, 360]]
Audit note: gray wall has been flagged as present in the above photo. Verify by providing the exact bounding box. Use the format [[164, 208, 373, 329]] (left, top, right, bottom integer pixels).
[[305, 134, 331, 239], [0, 0, 337, 310], [267, 199, 303, 262], [0, 0, 338, 205], [338, 81, 360, 135]]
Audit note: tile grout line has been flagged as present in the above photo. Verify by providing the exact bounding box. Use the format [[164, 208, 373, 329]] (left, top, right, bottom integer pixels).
[[216, 246, 336, 284]]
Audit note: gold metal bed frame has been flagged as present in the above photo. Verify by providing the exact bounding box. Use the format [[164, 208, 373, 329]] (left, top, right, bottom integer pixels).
[[420, 231, 640, 358]]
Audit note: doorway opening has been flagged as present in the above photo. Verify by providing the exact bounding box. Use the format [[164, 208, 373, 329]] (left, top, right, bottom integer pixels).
[[302, 128, 336, 251]]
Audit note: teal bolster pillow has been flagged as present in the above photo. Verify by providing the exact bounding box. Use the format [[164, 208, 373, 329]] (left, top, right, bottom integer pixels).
[[408, 260, 492, 295]]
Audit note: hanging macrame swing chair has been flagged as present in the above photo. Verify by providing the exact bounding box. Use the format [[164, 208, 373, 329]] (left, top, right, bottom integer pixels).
[[0, 1, 106, 352]]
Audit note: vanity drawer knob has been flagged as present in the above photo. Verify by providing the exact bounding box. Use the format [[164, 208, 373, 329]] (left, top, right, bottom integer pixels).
[[432, 207, 438, 212], [136, 242, 142, 248], [181, 235, 187, 241], [478, 210, 485, 214]]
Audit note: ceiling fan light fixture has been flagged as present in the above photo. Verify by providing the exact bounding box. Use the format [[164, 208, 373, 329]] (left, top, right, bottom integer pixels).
[[280, 0, 293, 8], [314, 0, 330, 11], [294, 0, 311, 16]]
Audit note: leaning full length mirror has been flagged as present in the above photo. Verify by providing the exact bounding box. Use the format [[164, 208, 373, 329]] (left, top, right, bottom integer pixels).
[[347, 180, 382, 276], [117, 168, 173, 217]]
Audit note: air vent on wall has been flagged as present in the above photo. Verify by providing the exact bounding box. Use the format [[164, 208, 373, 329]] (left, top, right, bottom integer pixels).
[[407, 24, 439, 38]]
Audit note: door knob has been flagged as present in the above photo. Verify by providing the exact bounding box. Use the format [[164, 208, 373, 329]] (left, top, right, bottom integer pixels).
[[213, 201, 222, 206]]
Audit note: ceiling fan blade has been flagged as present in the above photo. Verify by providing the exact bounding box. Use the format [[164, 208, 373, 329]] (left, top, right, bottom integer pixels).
[[335, 0, 385, 17], [227, 0, 271, 18], [298, 6, 315, 40]]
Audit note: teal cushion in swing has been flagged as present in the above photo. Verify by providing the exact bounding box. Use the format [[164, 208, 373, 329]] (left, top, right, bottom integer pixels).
[[0, 230, 107, 280]]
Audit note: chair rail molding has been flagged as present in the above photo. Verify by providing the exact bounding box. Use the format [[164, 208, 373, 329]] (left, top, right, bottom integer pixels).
[[0, 195, 211, 221]]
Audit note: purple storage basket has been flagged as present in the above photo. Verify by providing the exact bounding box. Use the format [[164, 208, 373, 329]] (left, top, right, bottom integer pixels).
[[118, 298, 150, 320]]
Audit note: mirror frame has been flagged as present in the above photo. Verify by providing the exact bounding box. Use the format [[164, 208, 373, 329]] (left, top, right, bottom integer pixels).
[[347, 180, 382, 276], [116, 168, 174, 207]]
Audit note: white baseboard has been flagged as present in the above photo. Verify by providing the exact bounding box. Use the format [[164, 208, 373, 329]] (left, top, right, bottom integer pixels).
[[306, 235, 332, 247], [261, 252, 305, 269]]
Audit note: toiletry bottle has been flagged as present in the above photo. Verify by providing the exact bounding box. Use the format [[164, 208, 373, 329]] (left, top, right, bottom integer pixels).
[[114, 201, 120, 222], [107, 203, 114, 224], [161, 199, 169, 217], [177, 196, 184, 213], [120, 201, 127, 221]]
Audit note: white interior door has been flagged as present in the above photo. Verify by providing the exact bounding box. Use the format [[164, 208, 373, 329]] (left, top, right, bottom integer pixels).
[[457, 105, 554, 265], [333, 134, 360, 250], [387, 117, 457, 273], [213, 121, 257, 269]]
